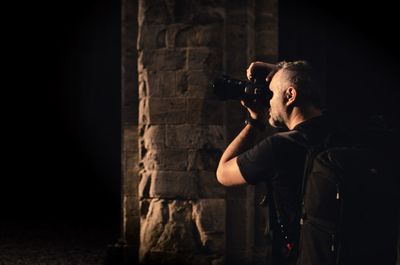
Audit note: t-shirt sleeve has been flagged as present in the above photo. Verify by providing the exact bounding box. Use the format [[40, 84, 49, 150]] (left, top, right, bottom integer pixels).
[[236, 136, 277, 184]]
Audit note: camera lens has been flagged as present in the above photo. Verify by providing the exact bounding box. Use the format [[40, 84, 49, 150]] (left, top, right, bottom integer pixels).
[[212, 76, 249, 101], [212, 75, 271, 104]]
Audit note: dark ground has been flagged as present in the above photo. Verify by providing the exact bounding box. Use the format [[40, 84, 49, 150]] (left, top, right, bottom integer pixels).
[[0, 219, 117, 265]]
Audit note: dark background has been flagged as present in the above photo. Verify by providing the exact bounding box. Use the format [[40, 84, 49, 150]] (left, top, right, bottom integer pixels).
[[3, 0, 121, 228], [2, 0, 398, 247], [279, 1, 399, 129]]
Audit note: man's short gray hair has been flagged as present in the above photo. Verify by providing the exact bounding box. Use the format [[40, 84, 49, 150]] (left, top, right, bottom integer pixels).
[[273, 60, 323, 108]]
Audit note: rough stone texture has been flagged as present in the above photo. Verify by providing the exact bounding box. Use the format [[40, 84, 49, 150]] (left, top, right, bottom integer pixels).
[[142, 148, 188, 171], [186, 99, 224, 125], [150, 171, 198, 199], [165, 125, 224, 150], [139, 199, 224, 265], [138, 49, 187, 71], [197, 171, 226, 199], [186, 71, 214, 98], [132, 0, 279, 264], [192, 199, 225, 254], [142, 125, 166, 151], [137, 0, 227, 261], [175, 24, 224, 49], [139, 97, 187, 125], [188, 148, 222, 172]]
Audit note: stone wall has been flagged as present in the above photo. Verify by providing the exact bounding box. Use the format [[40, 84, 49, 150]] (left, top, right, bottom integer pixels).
[[123, 0, 278, 264], [137, 1, 226, 264]]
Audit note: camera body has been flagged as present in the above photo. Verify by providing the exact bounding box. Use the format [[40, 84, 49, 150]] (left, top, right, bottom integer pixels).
[[212, 74, 272, 104]]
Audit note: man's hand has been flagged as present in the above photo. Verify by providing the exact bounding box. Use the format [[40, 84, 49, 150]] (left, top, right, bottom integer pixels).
[[244, 61, 276, 122], [246, 61, 277, 81], [240, 99, 267, 122]]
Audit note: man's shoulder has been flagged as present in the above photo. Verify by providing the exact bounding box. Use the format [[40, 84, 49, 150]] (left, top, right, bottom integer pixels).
[[269, 130, 308, 147]]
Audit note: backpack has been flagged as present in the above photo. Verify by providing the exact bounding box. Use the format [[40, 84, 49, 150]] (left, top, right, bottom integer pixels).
[[296, 127, 399, 265]]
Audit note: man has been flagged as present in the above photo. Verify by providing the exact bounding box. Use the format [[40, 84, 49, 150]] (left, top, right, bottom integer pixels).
[[216, 60, 337, 265]]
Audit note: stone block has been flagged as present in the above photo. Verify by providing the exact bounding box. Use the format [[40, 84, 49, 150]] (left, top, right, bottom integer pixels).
[[123, 150, 139, 196], [139, 170, 152, 198], [149, 171, 198, 199], [142, 125, 165, 150], [188, 48, 222, 72], [150, 98, 186, 124], [156, 148, 188, 171], [186, 99, 224, 125], [193, 199, 225, 232], [141, 98, 187, 125], [137, 25, 166, 50], [187, 146, 222, 172], [141, 149, 157, 172], [138, 0, 171, 25], [123, 194, 140, 218], [138, 77, 146, 99], [185, 70, 214, 98], [142, 70, 177, 97], [155, 200, 197, 250], [197, 171, 226, 198], [140, 199, 218, 264], [141, 0, 224, 25], [123, 125, 138, 152], [166, 24, 190, 48], [175, 70, 189, 96], [139, 49, 186, 71], [139, 199, 169, 260], [190, 6, 225, 24], [192, 199, 226, 253], [143, 148, 188, 171], [175, 24, 224, 48], [166, 125, 225, 149], [138, 98, 148, 125]]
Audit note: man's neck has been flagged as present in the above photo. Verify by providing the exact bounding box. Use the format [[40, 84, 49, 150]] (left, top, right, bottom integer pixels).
[[286, 105, 322, 130]]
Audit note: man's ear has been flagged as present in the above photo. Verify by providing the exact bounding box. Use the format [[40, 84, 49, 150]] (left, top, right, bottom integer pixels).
[[285, 87, 297, 106]]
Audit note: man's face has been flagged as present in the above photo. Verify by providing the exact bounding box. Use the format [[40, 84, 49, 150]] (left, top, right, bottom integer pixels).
[[267, 70, 287, 128]]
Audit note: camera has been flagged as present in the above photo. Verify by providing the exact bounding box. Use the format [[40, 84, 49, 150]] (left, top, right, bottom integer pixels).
[[212, 74, 272, 104]]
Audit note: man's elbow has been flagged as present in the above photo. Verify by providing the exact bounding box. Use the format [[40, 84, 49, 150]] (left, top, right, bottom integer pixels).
[[216, 165, 229, 186], [216, 158, 246, 186]]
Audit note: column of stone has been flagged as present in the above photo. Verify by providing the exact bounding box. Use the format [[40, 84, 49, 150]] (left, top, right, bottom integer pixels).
[[121, 0, 139, 263], [137, 0, 226, 264]]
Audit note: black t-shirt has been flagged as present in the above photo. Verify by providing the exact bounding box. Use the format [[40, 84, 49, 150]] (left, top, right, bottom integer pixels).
[[237, 114, 336, 264]]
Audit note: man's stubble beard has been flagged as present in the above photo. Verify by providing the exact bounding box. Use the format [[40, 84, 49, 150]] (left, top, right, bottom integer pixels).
[[268, 113, 286, 129]]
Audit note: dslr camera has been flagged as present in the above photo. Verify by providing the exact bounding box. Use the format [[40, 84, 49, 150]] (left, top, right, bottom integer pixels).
[[212, 71, 272, 104]]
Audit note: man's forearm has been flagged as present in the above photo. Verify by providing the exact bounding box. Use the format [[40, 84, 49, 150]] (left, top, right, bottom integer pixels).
[[219, 124, 259, 164]]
